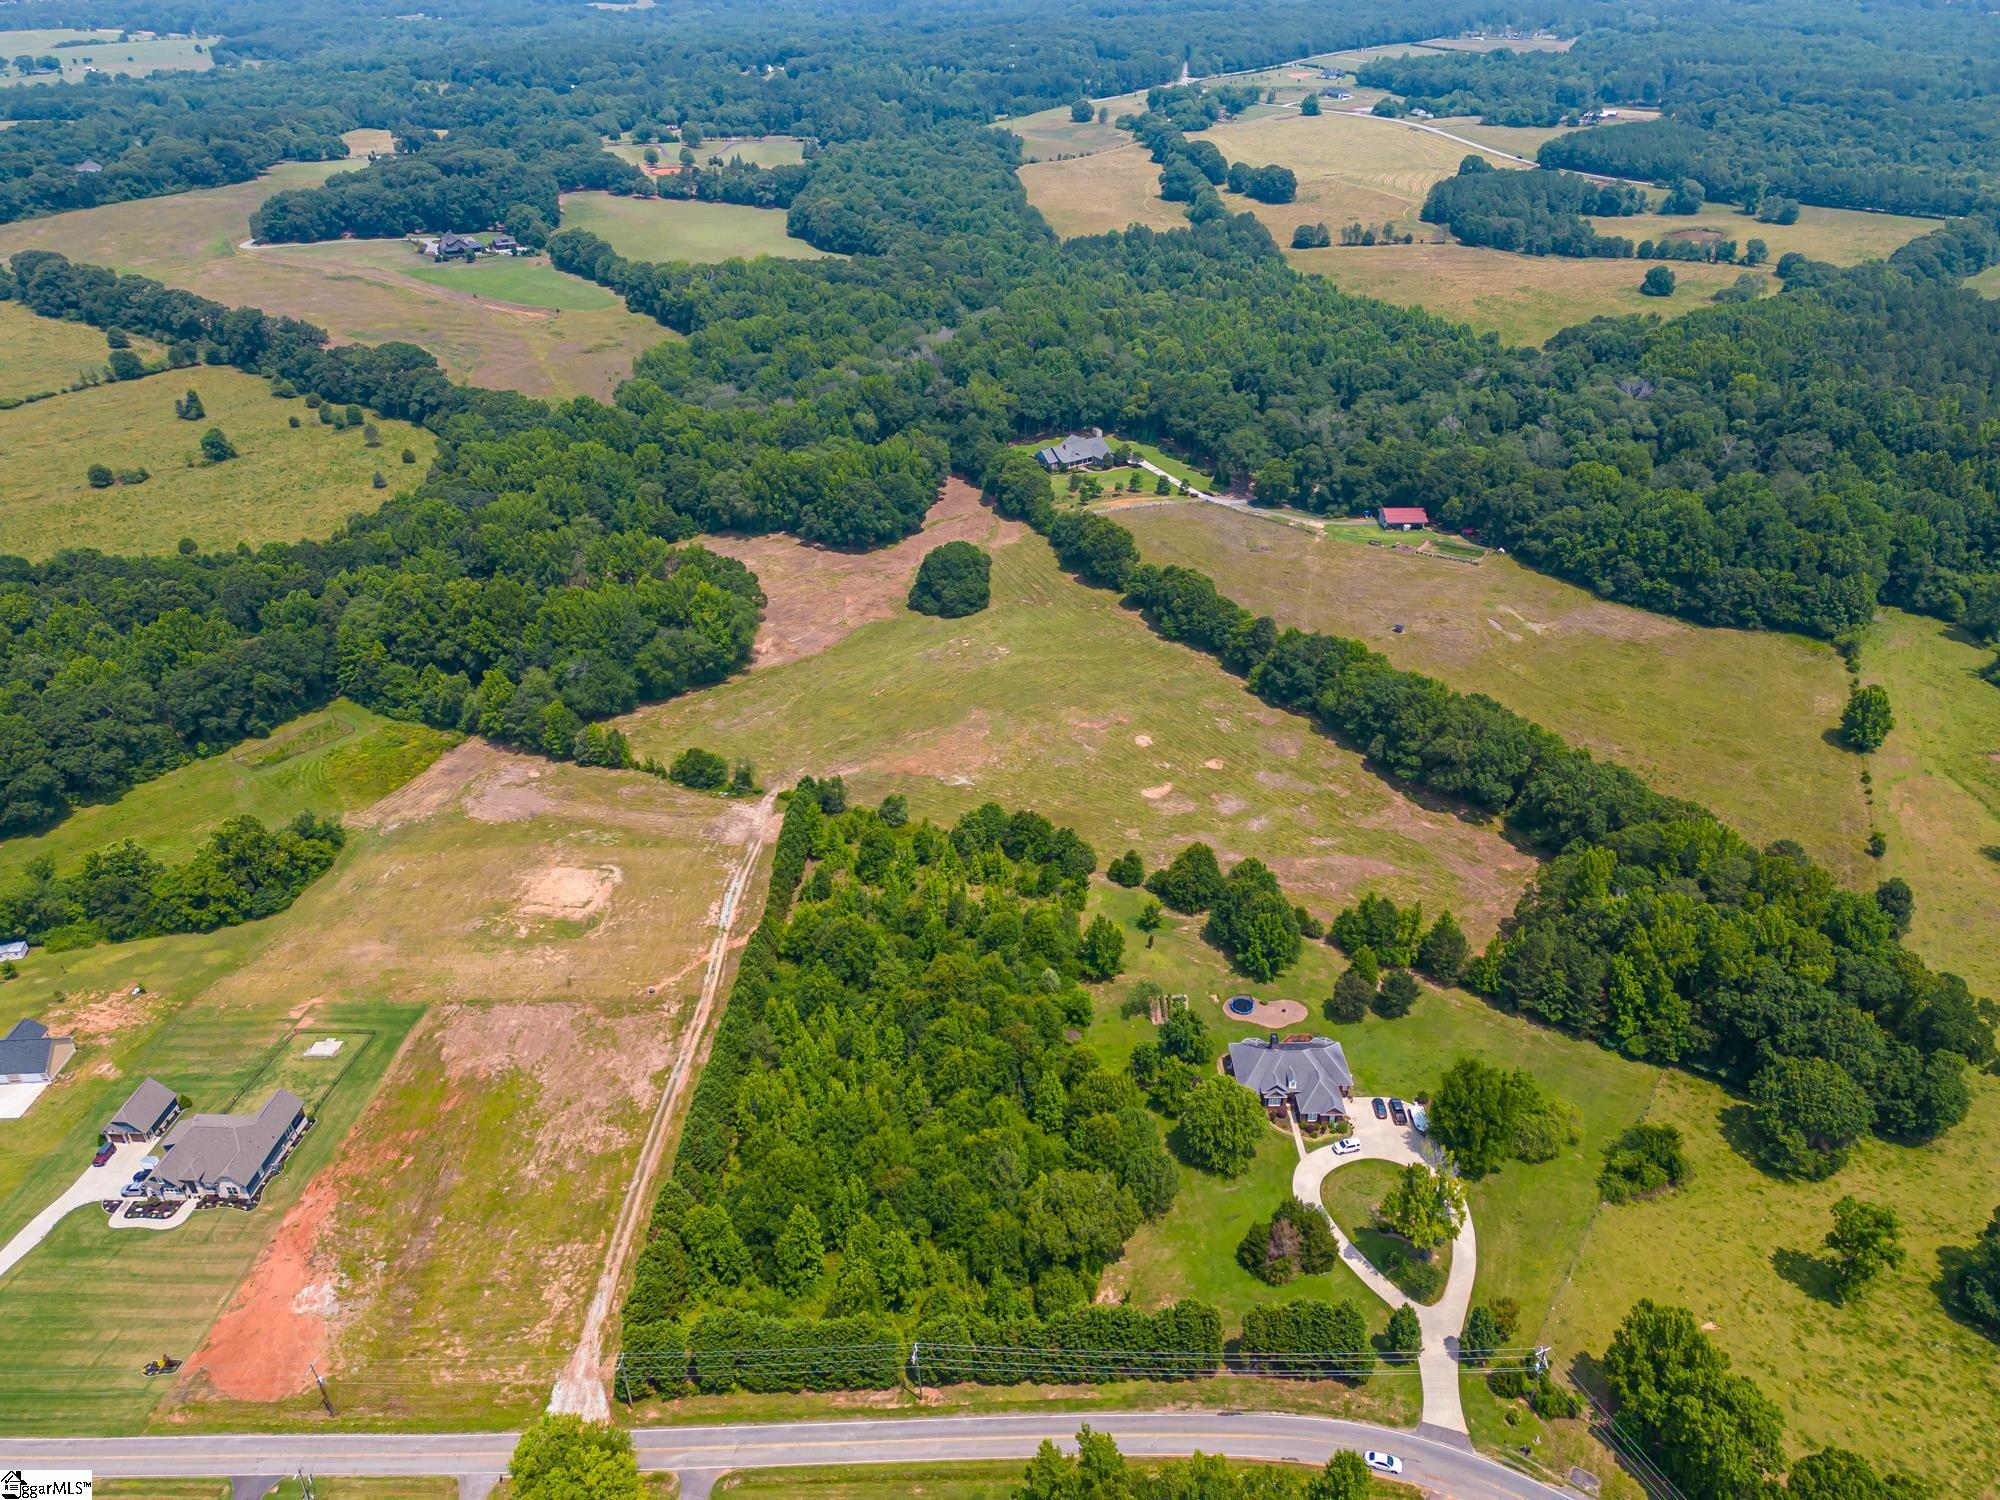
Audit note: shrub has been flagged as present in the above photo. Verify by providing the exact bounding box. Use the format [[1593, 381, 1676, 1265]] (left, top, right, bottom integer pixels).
[[1841, 682, 1894, 751], [669, 746, 730, 791], [1145, 842, 1226, 913], [1640, 265, 1677, 297], [1415, 911, 1469, 982], [372, 471, 388, 489], [85, 464, 114, 488], [198, 427, 237, 462], [1598, 1123, 1692, 1203], [402, 446, 417, 463], [174, 388, 204, 420], [908, 540, 992, 617], [1106, 850, 1144, 887]]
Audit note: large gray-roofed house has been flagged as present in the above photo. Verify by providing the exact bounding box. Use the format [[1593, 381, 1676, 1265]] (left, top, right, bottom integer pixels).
[[1225, 1034, 1353, 1124], [148, 1089, 308, 1201], [1034, 432, 1114, 471], [0, 1018, 75, 1084], [106, 1078, 181, 1142]]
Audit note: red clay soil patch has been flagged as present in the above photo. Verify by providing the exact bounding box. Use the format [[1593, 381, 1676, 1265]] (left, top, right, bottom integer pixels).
[[703, 478, 1026, 669], [179, 1172, 341, 1401]]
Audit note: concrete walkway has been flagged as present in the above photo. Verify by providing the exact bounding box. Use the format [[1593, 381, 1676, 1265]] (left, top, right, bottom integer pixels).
[[1291, 1100, 1477, 1437], [0, 1137, 156, 1279]]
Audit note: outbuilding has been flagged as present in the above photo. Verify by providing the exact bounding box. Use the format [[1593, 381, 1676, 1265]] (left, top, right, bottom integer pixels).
[[1378, 505, 1430, 531], [105, 1078, 181, 1143]]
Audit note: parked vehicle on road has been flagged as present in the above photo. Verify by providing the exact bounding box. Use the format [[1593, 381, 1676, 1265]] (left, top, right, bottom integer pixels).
[[1332, 1137, 1361, 1156], [1364, 1452, 1404, 1475]]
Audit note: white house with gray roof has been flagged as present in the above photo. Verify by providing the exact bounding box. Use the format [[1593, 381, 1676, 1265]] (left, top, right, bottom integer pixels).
[[1225, 1034, 1353, 1124], [147, 1089, 307, 1202]]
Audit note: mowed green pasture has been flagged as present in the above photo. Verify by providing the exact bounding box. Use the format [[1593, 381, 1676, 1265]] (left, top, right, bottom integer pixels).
[[559, 191, 833, 263], [0, 996, 420, 1434], [1543, 1069, 2000, 1490], [0, 702, 456, 884], [622, 529, 1541, 941], [1866, 610, 2000, 994], [405, 253, 619, 309], [1090, 882, 1656, 1337], [0, 359, 436, 557], [0, 299, 160, 401], [0, 167, 668, 400], [1120, 506, 1867, 877]]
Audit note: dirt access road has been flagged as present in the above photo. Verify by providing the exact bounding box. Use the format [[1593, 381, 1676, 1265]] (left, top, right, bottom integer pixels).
[[547, 788, 783, 1419]]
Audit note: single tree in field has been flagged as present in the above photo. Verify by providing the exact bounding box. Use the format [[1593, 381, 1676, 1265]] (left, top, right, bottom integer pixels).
[[907, 539, 991, 618], [1841, 682, 1894, 751], [1300, 91, 1322, 117], [175, 388, 204, 420], [1640, 265, 1677, 297], [199, 427, 237, 462], [1383, 1303, 1422, 1354], [1823, 1196, 1904, 1301], [1377, 1160, 1466, 1255], [1175, 1075, 1264, 1176], [1069, 97, 1092, 122], [1374, 969, 1420, 1018], [1135, 897, 1164, 946], [1078, 914, 1125, 982], [1750, 1056, 1873, 1179], [1943, 1205, 2000, 1338], [508, 1414, 643, 1499]]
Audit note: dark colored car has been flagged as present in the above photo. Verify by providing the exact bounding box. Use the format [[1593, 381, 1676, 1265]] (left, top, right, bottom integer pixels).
[[1371, 1097, 1388, 1120], [1389, 1097, 1409, 1126], [92, 1143, 115, 1167]]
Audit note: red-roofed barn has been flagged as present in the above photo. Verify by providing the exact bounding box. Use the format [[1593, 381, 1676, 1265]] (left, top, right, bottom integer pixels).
[[1378, 506, 1429, 531]]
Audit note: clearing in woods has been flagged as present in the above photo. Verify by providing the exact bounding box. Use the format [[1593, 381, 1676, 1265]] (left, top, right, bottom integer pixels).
[[0, 298, 159, 401], [0, 28, 215, 85], [0, 351, 436, 558], [1588, 203, 1936, 265], [0, 165, 668, 400], [1120, 505, 1868, 875], [623, 491, 1539, 941], [607, 135, 807, 168], [558, 191, 834, 263]]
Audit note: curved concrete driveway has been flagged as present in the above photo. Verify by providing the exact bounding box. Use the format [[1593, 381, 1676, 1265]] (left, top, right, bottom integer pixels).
[[0, 1137, 155, 1280], [1292, 1101, 1476, 1439]]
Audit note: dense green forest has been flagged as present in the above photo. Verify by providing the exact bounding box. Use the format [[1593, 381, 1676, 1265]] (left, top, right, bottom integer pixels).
[[619, 786, 1231, 1394], [1354, 0, 2000, 216]]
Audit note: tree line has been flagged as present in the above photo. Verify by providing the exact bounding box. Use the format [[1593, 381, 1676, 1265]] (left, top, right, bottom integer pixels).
[[0, 813, 345, 950]]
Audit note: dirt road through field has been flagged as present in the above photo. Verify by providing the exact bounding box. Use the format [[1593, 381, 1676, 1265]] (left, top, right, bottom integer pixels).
[[548, 789, 782, 1418]]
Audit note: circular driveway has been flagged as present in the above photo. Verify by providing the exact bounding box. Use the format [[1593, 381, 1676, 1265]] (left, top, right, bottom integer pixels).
[[1291, 1100, 1477, 1436]]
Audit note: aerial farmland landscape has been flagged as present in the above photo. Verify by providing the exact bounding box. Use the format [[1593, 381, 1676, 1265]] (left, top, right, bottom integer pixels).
[[1, 0, 1998, 1496]]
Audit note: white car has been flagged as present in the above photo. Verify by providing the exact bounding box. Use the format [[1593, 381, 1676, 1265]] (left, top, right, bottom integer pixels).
[[1364, 1451, 1403, 1475], [1332, 1137, 1361, 1156]]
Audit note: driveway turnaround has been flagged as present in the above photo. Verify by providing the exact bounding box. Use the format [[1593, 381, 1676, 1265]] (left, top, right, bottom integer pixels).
[[1292, 1100, 1478, 1438], [2, 1411, 1570, 1499], [0, 1137, 157, 1279]]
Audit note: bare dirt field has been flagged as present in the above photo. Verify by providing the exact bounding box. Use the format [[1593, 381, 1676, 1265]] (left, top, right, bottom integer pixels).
[[158, 750, 768, 1427], [704, 478, 1027, 668]]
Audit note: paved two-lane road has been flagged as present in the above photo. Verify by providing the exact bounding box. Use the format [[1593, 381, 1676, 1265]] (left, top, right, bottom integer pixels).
[[3, 1411, 1572, 1498]]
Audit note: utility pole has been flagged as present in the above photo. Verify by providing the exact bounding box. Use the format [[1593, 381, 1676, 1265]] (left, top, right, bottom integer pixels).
[[295, 1469, 317, 1500], [308, 1360, 336, 1418]]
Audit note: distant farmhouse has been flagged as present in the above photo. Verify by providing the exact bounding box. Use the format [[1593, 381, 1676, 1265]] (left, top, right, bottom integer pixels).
[[0, 1019, 74, 1085], [412, 230, 530, 262], [1034, 431, 1114, 472], [0, 939, 27, 962], [105, 1078, 181, 1143], [147, 1089, 308, 1202], [1378, 505, 1429, 531], [71, 160, 103, 174], [1225, 1034, 1353, 1125]]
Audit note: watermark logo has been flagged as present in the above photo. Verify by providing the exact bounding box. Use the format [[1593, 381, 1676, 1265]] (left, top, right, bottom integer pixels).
[[0, 1473, 93, 1499]]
